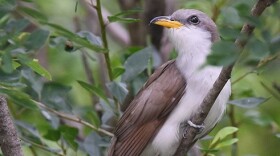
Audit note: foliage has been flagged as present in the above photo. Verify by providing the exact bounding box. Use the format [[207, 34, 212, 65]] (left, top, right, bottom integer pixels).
[[0, 0, 280, 155], [201, 127, 239, 155]]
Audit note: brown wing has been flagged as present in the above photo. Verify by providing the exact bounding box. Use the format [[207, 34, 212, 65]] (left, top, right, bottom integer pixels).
[[108, 60, 186, 156]]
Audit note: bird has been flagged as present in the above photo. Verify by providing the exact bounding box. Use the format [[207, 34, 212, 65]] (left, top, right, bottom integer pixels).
[[108, 9, 231, 156]]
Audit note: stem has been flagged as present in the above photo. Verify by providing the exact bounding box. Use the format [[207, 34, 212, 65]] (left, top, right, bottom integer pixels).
[[96, 0, 113, 81], [231, 70, 257, 85], [260, 81, 280, 101], [228, 105, 238, 156]]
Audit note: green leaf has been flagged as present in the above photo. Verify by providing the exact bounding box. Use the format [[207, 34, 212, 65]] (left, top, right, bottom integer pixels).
[[210, 127, 238, 148], [0, 0, 16, 18], [43, 129, 61, 141], [216, 138, 239, 149], [228, 97, 268, 108], [77, 31, 102, 46], [270, 36, 280, 54], [0, 69, 26, 88], [77, 80, 109, 104], [235, 2, 251, 16], [41, 22, 105, 53], [24, 29, 50, 50], [207, 41, 239, 66], [41, 82, 72, 112], [108, 16, 140, 23], [16, 121, 41, 139], [82, 132, 102, 156], [100, 99, 116, 125], [220, 7, 242, 27], [5, 19, 29, 34], [244, 16, 261, 28], [108, 10, 142, 23], [248, 39, 270, 60], [21, 68, 44, 98], [199, 148, 219, 153], [18, 7, 48, 21], [106, 81, 128, 103], [21, 59, 52, 80], [112, 67, 125, 79], [40, 109, 60, 129], [219, 27, 240, 40], [85, 110, 101, 128], [1, 51, 13, 73], [59, 125, 78, 150], [122, 46, 153, 82], [0, 88, 37, 109]]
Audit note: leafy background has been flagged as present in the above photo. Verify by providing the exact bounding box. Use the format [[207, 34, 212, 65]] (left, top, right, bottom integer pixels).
[[0, 0, 280, 155]]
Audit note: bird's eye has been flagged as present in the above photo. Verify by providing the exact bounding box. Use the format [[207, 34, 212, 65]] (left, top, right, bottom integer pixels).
[[188, 16, 200, 25]]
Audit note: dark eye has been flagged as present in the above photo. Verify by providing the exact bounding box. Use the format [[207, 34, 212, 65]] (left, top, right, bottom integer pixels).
[[188, 16, 200, 25]]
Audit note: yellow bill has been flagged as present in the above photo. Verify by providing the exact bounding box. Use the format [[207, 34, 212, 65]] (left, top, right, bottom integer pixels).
[[150, 16, 183, 28]]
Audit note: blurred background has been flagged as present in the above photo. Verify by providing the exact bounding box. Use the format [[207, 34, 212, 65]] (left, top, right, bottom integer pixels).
[[1, 0, 280, 155]]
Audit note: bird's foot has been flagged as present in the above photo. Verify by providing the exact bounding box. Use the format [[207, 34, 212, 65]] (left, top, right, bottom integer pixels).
[[181, 120, 205, 138], [187, 120, 204, 133]]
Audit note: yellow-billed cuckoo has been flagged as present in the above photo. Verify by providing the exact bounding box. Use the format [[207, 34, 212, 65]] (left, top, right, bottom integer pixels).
[[108, 9, 231, 156]]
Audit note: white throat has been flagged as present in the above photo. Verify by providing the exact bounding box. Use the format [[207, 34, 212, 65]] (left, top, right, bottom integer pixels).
[[168, 26, 213, 77]]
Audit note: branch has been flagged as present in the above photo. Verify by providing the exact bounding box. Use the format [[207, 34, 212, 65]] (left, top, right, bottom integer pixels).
[[0, 96, 23, 156], [174, 0, 278, 155], [34, 101, 114, 137]]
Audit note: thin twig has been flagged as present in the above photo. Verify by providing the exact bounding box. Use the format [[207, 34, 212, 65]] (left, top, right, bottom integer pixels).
[[260, 81, 280, 101], [231, 70, 257, 85], [174, 0, 278, 155], [34, 101, 114, 137], [273, 82, 280, 93]]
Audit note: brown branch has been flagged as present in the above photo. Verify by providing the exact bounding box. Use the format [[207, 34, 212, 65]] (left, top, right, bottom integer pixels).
[[0, 96, 23, 156], [174, 0, 278, 155]]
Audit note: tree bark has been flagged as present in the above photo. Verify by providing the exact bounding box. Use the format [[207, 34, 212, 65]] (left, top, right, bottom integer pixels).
[[174, 0, 278, 155], [0, 96, 23, 156]]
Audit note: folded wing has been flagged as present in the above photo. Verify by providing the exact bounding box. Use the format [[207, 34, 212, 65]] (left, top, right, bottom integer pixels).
[[108, 60, 187, 156]]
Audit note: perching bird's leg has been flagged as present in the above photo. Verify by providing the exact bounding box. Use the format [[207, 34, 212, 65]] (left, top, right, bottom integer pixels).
[[187, 120, 205, 130], [182, 120, 205, 138]]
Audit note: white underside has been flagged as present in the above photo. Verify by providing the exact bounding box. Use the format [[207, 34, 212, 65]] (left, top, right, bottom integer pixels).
[[141, 26, 231, 156]]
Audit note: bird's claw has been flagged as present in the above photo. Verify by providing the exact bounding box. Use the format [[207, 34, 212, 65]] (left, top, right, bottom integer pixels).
[[182, 120, 205, 138], [187, 120, 204, 133]]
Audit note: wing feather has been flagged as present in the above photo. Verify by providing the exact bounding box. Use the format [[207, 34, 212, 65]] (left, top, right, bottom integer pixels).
[[108, 60, 186, 156]]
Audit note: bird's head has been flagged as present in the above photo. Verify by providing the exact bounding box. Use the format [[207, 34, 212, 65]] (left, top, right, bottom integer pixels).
[[150, 9, 219, 54]]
